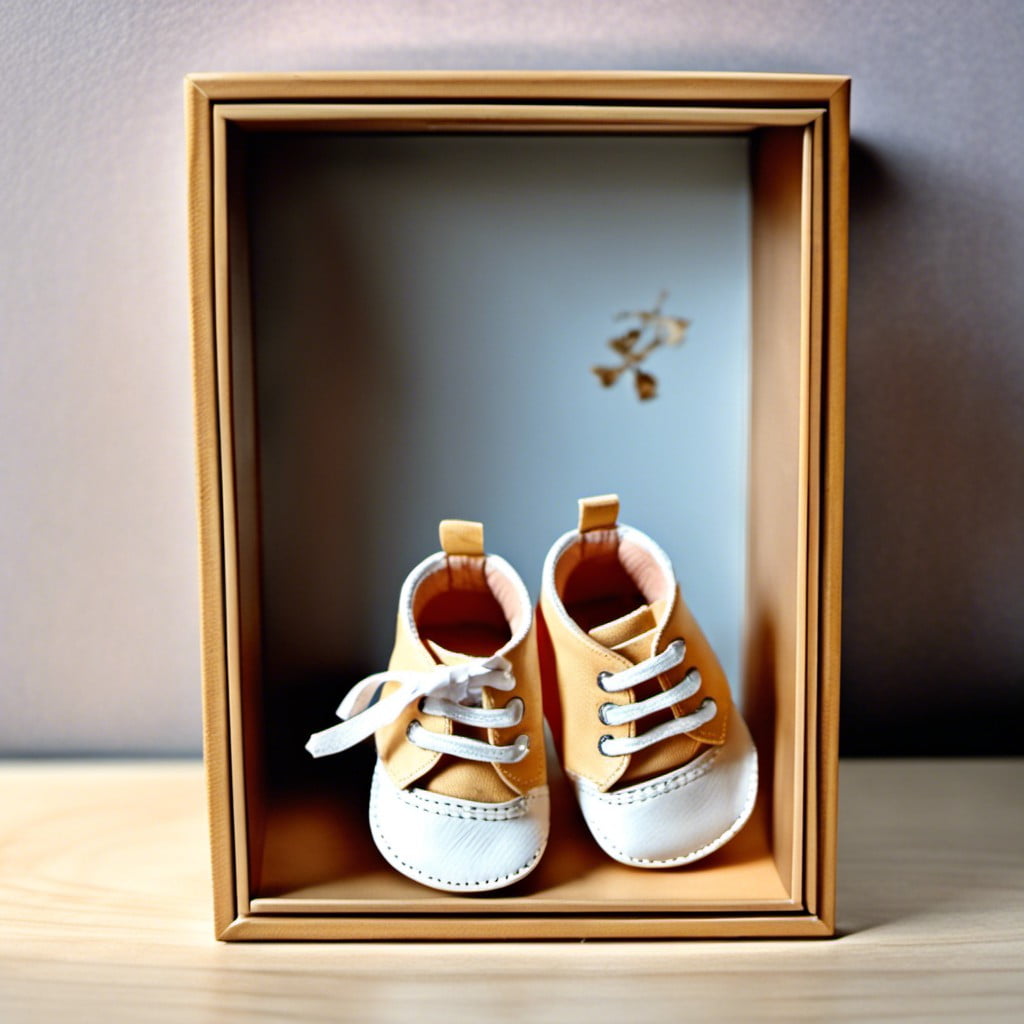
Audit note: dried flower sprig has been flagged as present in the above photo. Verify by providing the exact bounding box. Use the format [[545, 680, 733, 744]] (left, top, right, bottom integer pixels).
[[591, 291, 691, 401]]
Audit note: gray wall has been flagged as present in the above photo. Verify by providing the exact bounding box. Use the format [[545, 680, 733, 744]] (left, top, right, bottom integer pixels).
[[1, 0, 1021, 755], [246, 133, 752, 707]]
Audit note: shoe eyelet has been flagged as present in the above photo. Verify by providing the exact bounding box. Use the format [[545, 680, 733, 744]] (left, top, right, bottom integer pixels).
[[597, 702, 616, 726], [597, 734, 614, 755], [596, 670, 613, 692], [670, 637, 686, 654], [406, 720, 421, 740], [417, 697, 427, 713]]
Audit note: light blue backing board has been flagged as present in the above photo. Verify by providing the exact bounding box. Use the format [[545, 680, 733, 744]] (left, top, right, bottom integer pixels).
[[248, 134, 751, 700]]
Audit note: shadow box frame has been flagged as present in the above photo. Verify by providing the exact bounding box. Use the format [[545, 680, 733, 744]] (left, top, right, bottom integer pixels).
[[186, 70, 849, 941]]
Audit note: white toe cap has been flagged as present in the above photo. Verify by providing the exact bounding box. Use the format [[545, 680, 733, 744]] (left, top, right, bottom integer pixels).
[[574, 712, 758, 868], [369, 761, 550, 892]]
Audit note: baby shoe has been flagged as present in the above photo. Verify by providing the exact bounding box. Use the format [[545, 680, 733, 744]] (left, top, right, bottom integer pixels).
[[538, 495, 757, 868], [306, 520, 549, 892]]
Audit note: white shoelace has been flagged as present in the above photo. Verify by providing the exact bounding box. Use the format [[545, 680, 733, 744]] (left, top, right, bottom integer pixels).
[[596, 639, 717, 757], [305, 654, 530, 764]]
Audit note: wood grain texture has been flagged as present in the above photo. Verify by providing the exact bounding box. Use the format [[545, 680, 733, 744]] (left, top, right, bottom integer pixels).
[[186, 70, 850, 105], [185, 77, 237, 938], [194, 74, 848, 937], [817, 78, 850, 931], [216, 102, 825, 132], [1, 760, 1021, 1022], [747, 125, 811, 903]]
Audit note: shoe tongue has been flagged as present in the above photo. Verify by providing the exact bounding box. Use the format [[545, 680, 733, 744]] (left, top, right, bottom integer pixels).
[[588, 603, 664, 664], [423, 640, 489, 708]]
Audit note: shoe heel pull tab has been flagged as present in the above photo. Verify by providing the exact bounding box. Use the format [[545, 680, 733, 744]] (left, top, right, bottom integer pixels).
[[578, 494, 620, 533], [439, 519, 485, 557]]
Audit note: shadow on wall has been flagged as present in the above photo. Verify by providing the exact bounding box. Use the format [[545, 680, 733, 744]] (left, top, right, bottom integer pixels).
[[841, 139, 1024, 755], [247, 135, 416, 789]]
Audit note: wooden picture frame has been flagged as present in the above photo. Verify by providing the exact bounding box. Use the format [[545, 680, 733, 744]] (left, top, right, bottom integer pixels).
[[186, 71, 849, 940]]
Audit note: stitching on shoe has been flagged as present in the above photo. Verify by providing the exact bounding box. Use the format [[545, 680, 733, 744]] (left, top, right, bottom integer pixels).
[[580, 755, 759, 867], [370, 771, 547, 888], [396, 787, 547, 822], [573, 746, 723, 806]]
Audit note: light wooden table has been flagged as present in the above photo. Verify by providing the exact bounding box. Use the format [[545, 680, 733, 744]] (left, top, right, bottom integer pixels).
[[1, 759, 1021, 1022]]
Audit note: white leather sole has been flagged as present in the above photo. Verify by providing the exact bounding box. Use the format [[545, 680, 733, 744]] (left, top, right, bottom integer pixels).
[[572, 713, 758, 868], [368, 760, 550, 892]]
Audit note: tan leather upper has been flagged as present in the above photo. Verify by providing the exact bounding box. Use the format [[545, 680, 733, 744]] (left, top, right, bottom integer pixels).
[[375, 526, 546, 803], [540, 498, 733, 793]]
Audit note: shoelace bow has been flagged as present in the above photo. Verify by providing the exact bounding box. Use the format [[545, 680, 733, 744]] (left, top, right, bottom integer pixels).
[[305, 655, 531, 764], [596, 639, 717, 757]]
